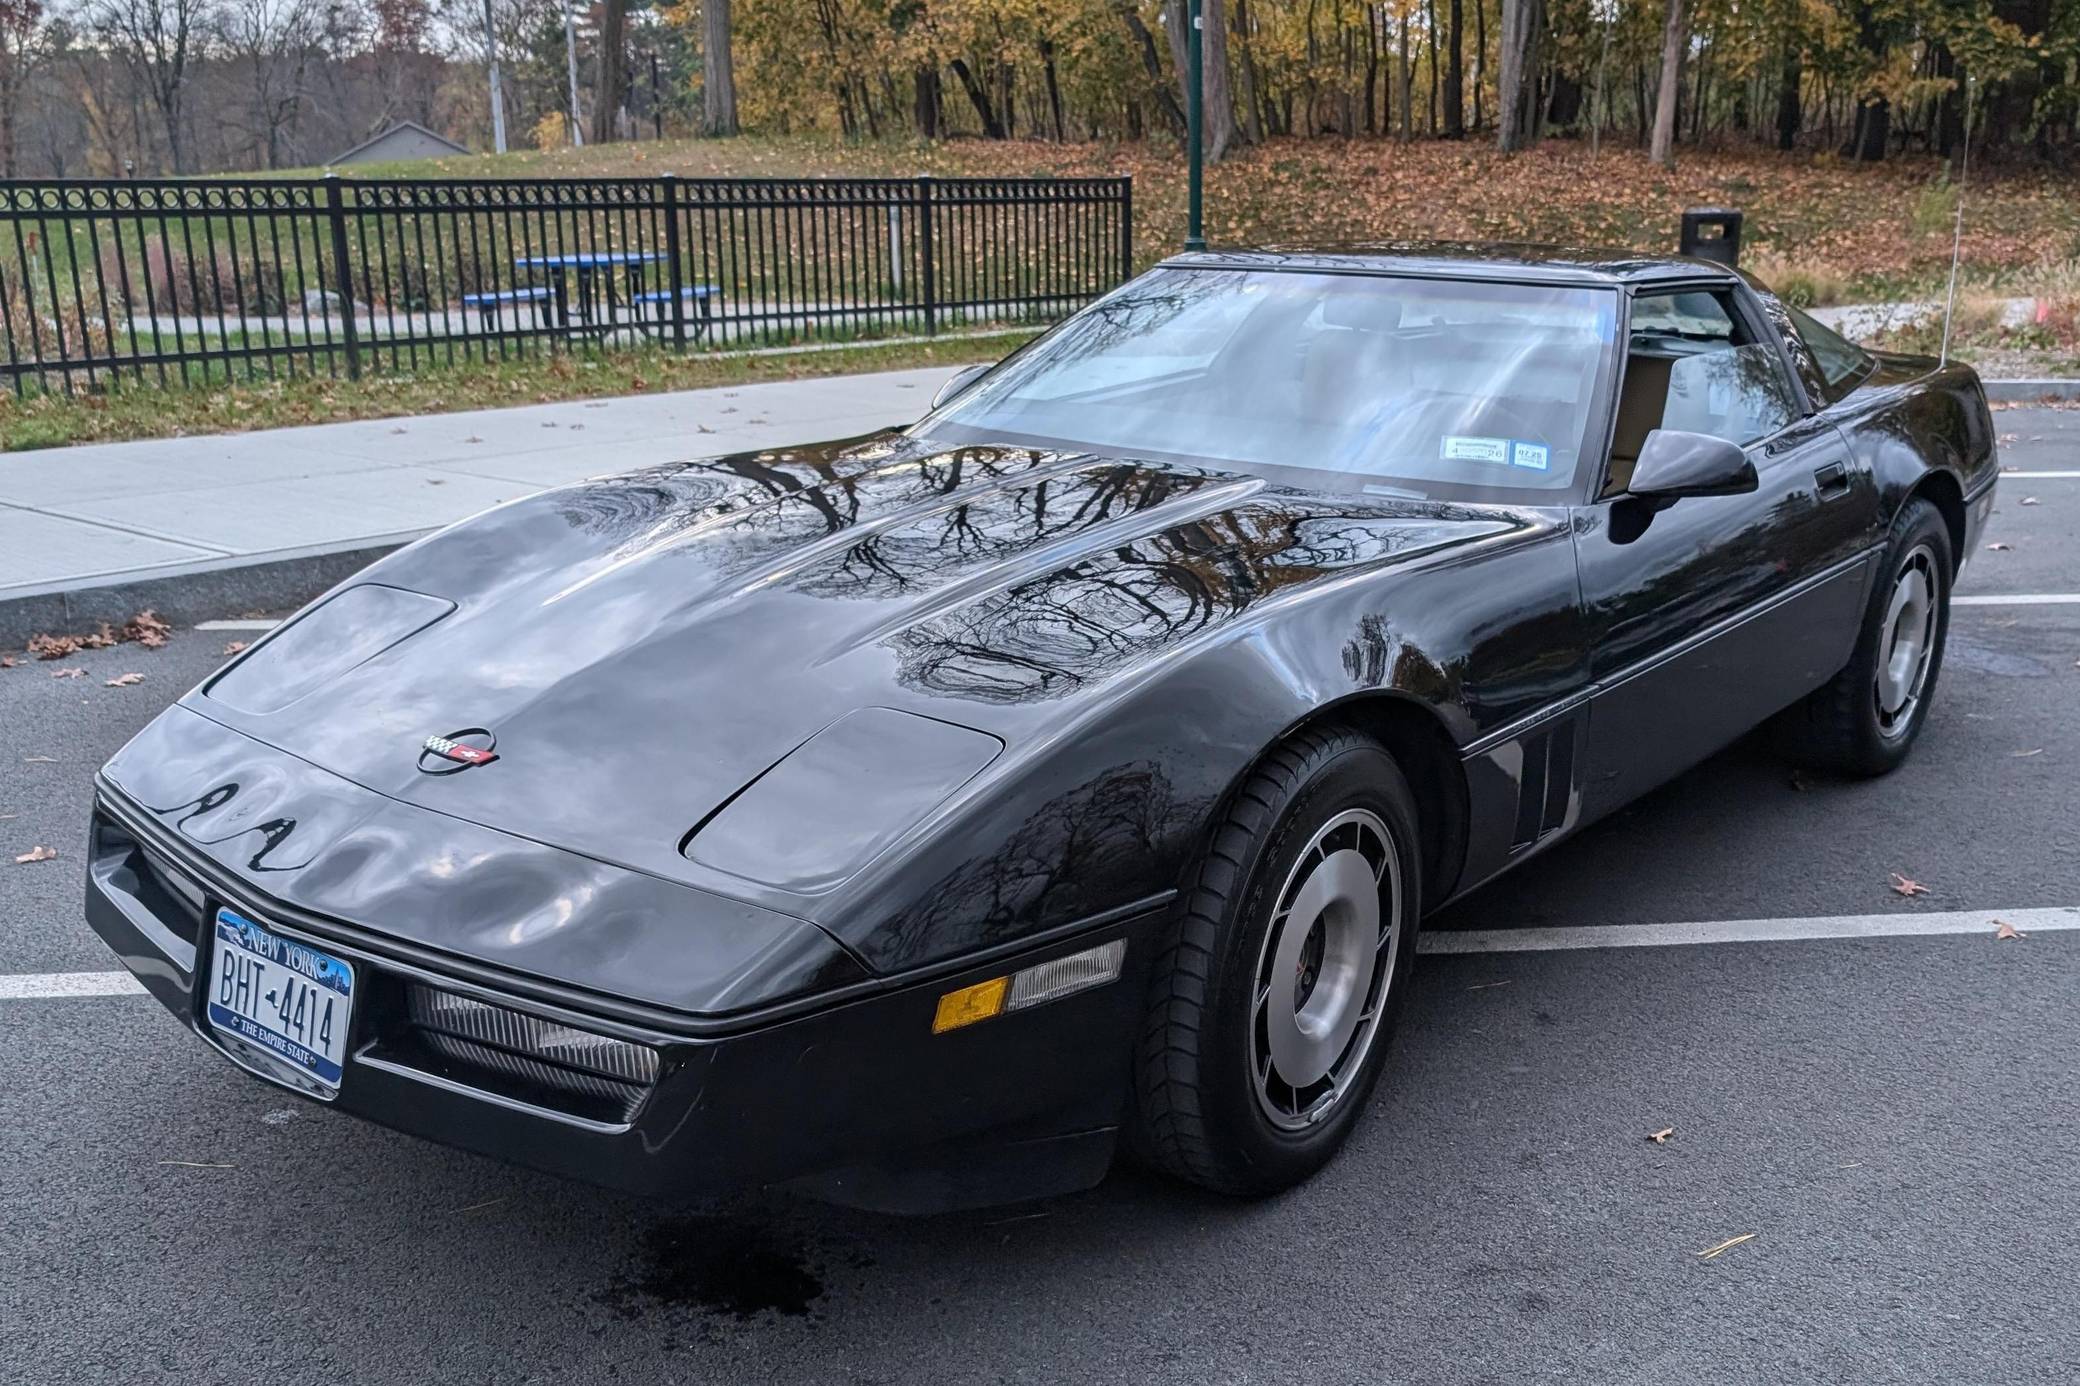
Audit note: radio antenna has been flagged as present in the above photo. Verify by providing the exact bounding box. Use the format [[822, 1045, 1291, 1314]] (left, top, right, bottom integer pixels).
[[1939, 74, 1976, 367]]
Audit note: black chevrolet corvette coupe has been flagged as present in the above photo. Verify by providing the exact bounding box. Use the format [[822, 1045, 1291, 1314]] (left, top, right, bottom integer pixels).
[[86, 245, 1997, 1211]]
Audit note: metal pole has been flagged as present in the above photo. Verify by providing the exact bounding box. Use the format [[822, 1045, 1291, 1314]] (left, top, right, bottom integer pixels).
[[1185, 0, 1205, 251], [484, 0, 508, 154], [562, 0, 585, 146]]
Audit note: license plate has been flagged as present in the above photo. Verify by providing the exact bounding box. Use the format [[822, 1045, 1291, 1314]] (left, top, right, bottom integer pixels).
[[205, 907, 354, 1093]]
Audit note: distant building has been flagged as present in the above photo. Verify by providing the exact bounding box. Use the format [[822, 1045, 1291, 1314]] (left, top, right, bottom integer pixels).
[[329, 121, 470, 166]]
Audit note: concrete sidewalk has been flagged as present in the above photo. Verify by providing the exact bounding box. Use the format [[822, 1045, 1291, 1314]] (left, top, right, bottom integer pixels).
[[0, 363, 969, 642]]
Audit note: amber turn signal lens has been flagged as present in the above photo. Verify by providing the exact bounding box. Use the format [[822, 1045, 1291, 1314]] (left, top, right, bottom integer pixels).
[[931, 976, 1008, 1034]]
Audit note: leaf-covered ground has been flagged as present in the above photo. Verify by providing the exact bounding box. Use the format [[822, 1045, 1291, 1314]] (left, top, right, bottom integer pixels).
[[329, 134, 2080, 294]]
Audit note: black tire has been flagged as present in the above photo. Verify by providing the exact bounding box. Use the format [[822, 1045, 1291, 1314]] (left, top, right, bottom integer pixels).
[[1784, 496, 1953, 776], [1131, 724, 1422, 1196]]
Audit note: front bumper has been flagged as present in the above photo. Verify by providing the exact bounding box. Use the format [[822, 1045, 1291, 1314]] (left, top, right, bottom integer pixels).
[[86, 795, 1159, 1212]]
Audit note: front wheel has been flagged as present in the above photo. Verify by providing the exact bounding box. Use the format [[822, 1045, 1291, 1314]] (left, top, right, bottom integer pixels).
[[1785, 496, 1953, 776], [1131, 725, 1421, 1196]]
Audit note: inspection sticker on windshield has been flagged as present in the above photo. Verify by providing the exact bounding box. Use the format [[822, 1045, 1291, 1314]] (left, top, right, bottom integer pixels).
[[1510, 441, 1551, 471], [1441, 436, 1511, 464]]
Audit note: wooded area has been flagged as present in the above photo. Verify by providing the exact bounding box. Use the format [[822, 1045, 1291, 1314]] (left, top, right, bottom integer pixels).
[[0, 0, 2073, 177]]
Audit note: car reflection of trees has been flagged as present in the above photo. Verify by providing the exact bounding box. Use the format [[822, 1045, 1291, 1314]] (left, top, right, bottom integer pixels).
[[548, 439, 1059, 575], [888, 501, 1498, 704], [869, 760, 1180, 971]]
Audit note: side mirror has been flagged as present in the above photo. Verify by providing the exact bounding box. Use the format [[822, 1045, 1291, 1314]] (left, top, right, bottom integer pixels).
[[1627, 429, 1758, 500], [929, 363, 990, 412]]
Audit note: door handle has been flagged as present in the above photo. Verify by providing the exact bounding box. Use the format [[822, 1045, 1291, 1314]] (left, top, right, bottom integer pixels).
[[1814, 461, 1852, 500]]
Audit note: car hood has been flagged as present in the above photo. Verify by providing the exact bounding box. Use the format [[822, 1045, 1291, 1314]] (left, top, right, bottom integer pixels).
[[184, 433, 1524, 903]]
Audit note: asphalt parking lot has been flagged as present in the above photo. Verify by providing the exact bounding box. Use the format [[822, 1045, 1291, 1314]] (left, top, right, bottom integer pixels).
[[4, 407, 2077, 1385]]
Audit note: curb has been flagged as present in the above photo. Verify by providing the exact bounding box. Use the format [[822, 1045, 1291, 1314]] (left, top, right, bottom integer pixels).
[[0, 537, 415, 649], [1983, 379, 2080, 403]]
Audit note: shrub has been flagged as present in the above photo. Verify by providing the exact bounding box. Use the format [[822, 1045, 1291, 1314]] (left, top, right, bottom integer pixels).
[[1910, 177, 1958, 238], [1748, 252, 1847, 309]]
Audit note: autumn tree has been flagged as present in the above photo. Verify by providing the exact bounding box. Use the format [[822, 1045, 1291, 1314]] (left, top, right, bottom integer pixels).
[[1496, 0, 1542, 148], [594, 0, 626, 140], [702, 0, 737, 132], [1647, 0, 1683, 165]]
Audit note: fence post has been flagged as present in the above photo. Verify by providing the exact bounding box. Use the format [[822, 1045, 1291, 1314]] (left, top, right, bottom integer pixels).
[[1118, 176, 1133, 284], [323, 174, 360, 380], [917, 175, 936, 336], [661, 174, 686, 352]]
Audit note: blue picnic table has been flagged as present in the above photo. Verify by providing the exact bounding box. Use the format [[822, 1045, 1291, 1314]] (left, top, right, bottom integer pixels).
[[460, 251, 721, 338], [514, 251, 662, 331]]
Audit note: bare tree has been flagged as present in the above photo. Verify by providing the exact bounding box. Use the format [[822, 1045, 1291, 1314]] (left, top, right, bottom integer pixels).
[[0, 0, 47, 175], [701, 0, 735, 135], [1648, 0, 1686, 167], [218, 0, 320, 167], [90, 0, 214, 172]]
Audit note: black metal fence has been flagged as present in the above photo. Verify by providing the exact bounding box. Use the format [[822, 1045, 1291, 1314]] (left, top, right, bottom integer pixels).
[[0, 174, 1134, 396]]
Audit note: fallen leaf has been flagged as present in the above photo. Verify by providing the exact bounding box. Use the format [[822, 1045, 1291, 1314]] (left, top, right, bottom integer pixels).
[[0, 655, 16, 669], [1986, 542, 2012, 551], [124, 610, 170, 648], [1889, 873, 1931, 897], [1697, 1233, 1757, 1260], [105, 672, 144, 687], [1647, 1127, 1675, 1144], [14, 846, 57, 864], [27, 632, 80, 660], [2011, 747, 2044, 757], [1994, 920, 2026, 940], [222, 641, 248, 656], [50, 667, 84, 680]]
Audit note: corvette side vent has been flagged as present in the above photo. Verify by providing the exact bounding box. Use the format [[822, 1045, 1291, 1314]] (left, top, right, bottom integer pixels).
[[1510, 719, 1578, 850], [400, 984, 660, 1124]]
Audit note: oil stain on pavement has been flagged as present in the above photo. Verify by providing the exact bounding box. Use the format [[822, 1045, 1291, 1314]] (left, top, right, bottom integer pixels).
[[595, 1214, 828, 1323]]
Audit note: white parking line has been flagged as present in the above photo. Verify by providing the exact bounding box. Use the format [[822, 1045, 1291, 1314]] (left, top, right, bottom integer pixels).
[[0, 971, 147, 999], [6, 906, 2073, 998], [1423, 906, 2080, 954], [193, 619, 282, 631], [1954, 594, 2080, 606], [2002, 471, 2080, 479]]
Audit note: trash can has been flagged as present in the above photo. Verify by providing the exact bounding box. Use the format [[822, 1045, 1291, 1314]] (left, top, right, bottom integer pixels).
[[1679, 208, 1743, 267]]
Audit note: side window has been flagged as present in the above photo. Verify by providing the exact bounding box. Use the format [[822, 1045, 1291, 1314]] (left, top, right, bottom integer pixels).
[[1786, 305, 1876, 402], [1744, 282, 1829, 402], [1605, 288, 1802, 492]]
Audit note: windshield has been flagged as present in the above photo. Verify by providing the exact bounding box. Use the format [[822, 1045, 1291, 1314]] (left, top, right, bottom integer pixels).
[[917, 267, 1618, 501]]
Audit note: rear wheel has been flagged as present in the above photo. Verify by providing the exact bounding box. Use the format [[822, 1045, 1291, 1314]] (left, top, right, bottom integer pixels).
[[1785, 496, 1953, 776], [1132, 725, 1421, 1196]]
